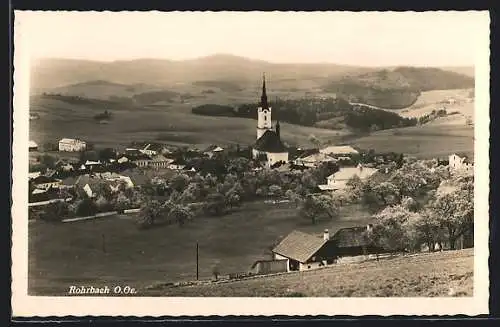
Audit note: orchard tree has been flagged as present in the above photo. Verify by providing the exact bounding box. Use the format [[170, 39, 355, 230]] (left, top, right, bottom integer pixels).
[[428, 188, 473, 250], [136, 200, 163, 229], [299, 194, 339, 225], [168, 204, 194, 227], [370, 205, 421, 252]]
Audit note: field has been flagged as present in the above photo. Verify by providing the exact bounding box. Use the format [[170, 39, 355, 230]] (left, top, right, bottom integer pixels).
[[397, 89, 474, 122], [347, 124, 474, 159], [29, 96, 351, 150], [28, 202, 373, 296], [150, 249, 474, 297]]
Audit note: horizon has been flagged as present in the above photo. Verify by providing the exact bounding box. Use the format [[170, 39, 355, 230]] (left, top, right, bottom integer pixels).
[[16, 11, 488, 67], [31, 53, 476, 68]]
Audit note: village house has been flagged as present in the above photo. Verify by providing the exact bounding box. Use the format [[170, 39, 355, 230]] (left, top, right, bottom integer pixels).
[[252, 74, 289, 168], [319, 145, 359, 157], [58, 138, 87, 152], [31, 175, 62, 190], [293, 152, 336, 168], [271, 226, 386, 273], [168, 159, 186, 171], [203, 145, 224, 158], [320, 164, 378, 191], [29, 140, 38, 152], [28, 171, 41, 180], [448, 153, 473, 173]]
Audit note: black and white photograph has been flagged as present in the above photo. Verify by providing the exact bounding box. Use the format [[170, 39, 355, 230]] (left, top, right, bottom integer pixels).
[[12, 11, 490, 316]]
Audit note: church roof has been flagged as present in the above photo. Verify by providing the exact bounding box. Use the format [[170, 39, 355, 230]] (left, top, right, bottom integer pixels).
[[254, 130, 287, 153]]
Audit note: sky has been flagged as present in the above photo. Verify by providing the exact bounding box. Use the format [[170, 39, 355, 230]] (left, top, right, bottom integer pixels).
[[15, 11, 489, 67]]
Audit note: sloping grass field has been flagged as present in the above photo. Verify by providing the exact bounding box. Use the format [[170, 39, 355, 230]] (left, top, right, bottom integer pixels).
[[29, 97, 350, 150], [348, 124, 474, 159], [151, 249, 474, 297], [28, 202, 373, 296]]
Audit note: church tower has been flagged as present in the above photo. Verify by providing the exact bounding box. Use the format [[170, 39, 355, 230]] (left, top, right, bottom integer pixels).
[[256, 73, 272, 140]]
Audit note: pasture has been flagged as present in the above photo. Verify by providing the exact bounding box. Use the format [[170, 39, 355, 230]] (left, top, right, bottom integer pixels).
[[29, 96, 350, 150], [154, 249, 474, 297], [348, 124, 474, 159], [28, 202, 373, 295], [394, 89, 474, 121]]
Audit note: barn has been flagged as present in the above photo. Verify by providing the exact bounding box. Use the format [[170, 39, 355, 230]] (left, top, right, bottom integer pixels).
[[249, 259, 288, 275]]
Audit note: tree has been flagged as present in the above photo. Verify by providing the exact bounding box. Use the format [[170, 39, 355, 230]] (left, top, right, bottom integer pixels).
[[168, 204, 194, 227], [136, 200, 163, 229], [76, 198, 98, 217], [428, 188, 473, 250], [411, 209, 442, 252], [268, 184, 283, 197], [39, 201, 69, 222], [203, 193, 227, 216], [371, 205, 421, 252], [98, 148, 116, 161], [169, 173, 190, 193], [299, 194, 339, 224]]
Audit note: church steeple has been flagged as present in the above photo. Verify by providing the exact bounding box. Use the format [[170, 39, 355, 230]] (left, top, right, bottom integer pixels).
[[260, 73, 269, 109]]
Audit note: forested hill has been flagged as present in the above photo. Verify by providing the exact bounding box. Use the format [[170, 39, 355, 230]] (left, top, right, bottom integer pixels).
[[322, 67, 474, 109], [192, 98, 418, 133]]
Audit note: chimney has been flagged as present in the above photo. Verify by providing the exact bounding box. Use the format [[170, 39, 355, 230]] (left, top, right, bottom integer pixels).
[[323, 229, 330, 241]]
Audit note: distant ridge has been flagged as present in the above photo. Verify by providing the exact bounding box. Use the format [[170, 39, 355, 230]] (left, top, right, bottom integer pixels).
[[31, 54, 474, 91]]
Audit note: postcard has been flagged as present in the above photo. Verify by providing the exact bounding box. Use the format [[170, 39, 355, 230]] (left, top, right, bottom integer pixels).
[[12, 10, 490, 316]]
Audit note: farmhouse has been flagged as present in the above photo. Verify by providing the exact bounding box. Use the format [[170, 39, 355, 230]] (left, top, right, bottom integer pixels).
[[324, 164, 378, 191], [293, 152, 336, 168], [448, 153, 473, 173], [31, 175, 62, 190], [271, 226, 386, 272], [58, 138, 86, 152], [319, 145, 359, 156], [29, 140, 38, 152], [252, 74, 289, 168], [203, 145, 224, 158], [28, 171, 41, 180], [249, 259, 288, 275]]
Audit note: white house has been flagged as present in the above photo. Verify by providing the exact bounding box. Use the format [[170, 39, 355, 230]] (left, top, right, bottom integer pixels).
[[319, 145, 359, 156], [29, 140, 38, 152], [139, 144, 158, 157], [448, 153, 473, 173], [28, 171, 41, 180], [293, 152, 336, 168], [324, 164, 378, 191], [31, 175, 62, 190], [58, 138, 86, 152]]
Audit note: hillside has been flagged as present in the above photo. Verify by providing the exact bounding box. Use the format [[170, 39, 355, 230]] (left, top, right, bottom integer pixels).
[[30, 55, 473, 96], [30, 55, 373, 91], [150, 249, 473, 297], [28, 95, 351, 150], [29, 202, 373, 295], [322, 67, 474, 109]]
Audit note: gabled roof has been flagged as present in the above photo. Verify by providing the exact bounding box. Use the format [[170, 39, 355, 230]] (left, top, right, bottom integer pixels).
[[297, 152, 335, 163], [204, 145, 224, 153], [331, 226, 370, 248], [272, 230, 327, 263], [29, 140, 38, 148], [328, 166, 378, 181], [254, 130, 287, 153], [320, 145, 359, 155], [32, 175, 60, 184]]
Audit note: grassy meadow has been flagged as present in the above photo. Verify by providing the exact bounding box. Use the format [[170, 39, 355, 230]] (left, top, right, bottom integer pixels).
[[28, 202, 373, 296], [155, 249, 473, 297], [347, 124, 474, 159], [29, 96, 350, 150]]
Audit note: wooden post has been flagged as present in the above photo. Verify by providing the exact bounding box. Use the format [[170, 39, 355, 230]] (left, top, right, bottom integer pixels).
[[102, 234, 106, 253], [196, 242, 199, 280]]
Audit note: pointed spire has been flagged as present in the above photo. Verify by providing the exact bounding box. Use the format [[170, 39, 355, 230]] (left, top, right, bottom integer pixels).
[[260, 73, 269, 109]]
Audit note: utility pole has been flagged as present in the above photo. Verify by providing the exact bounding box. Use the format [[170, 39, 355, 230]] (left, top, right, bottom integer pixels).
[[196, 242, 199, 280]]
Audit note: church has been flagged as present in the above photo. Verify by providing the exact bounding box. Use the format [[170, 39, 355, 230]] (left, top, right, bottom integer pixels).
[[252, 74, 289, 168]]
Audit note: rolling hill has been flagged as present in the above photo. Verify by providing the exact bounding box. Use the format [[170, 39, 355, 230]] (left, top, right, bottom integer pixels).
[[30, 54, 474, 96]]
